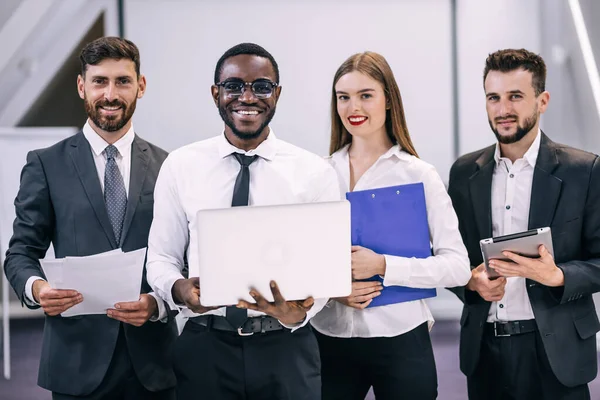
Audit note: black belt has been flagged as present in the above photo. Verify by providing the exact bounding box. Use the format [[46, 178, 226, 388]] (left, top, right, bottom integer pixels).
[[188, 315, 286, 336], [485, 320, 537, 337]]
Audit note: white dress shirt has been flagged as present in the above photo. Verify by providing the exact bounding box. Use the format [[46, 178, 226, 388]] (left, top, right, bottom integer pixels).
[[25, 120, 166, 321], [311, 144, 471, 338], [146, 131, 341, 330], [487, 130, 541, 322]]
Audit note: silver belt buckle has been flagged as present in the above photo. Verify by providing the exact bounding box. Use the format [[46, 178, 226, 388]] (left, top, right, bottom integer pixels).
[[237, 327, 254, 336], [494, 322, 511, 337]]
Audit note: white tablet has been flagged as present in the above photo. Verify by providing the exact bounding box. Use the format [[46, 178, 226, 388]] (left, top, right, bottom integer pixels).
[[480, 227, 554, 279], [195, 201, 352, 307]]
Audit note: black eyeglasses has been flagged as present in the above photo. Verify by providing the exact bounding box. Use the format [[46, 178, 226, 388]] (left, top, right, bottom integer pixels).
[[216, 79, 279, 99]]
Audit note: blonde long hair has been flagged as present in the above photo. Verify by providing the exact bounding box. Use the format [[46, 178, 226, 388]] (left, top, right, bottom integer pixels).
[[329, 51, 418, 157]]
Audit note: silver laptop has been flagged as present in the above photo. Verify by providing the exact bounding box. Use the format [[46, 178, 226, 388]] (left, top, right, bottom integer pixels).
[[196, 201, 352, 307]]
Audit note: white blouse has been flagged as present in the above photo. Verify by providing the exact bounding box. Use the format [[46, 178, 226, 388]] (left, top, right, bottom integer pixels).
[[311, 144, 470, 338]]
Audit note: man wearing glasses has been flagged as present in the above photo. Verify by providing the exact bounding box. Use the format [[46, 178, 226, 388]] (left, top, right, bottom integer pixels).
[[145, 43, 339, 399]]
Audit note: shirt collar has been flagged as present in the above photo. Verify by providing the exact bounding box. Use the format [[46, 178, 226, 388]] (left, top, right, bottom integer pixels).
[[217, 128, 277, 161], [332, 143, 409, 164], [82, 119, 135, 158], [494, 128, 541, 167]]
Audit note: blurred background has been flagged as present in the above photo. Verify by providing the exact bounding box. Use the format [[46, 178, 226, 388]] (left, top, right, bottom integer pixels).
[[1, 0, 599, 399]]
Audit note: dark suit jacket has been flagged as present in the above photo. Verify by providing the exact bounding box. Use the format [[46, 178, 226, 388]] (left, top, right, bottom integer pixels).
[[447, 133, 600, 387], [4, 132, 177, 396]]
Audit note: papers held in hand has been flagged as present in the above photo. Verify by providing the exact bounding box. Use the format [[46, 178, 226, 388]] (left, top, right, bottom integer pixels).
[[480, 227, 554, 279], [40, 248, 146, 317]]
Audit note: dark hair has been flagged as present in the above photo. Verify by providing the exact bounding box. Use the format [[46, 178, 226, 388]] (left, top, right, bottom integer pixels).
[[329, 51, 418, 157], [79, 36, 141, 77], [214, 43, 279, 84], [483, 48, 546, 96]]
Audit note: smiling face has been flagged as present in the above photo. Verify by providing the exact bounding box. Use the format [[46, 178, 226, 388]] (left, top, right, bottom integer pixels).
[[77, 58, 145, 137], [335, 71, 388, 141], [211, 54, 281, 144], [484, 68, 548, 144]]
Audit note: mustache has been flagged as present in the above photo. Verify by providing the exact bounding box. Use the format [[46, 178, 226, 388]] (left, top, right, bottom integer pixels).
[[96, 99, 125, 109], [495, 115, 518, 123]]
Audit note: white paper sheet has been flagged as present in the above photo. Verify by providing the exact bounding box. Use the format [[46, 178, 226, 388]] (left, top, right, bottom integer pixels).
[[40, 248, 147, 317]]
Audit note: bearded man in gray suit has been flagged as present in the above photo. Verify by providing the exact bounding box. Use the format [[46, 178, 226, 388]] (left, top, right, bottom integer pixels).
[[4, 36, 176, 400]]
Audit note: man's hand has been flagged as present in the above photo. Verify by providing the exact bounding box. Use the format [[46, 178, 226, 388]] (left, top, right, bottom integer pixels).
[[466, 263, 507, 301], [334, 281, 383, 309], [171, 277, 221, 314], [32, 279, 82, 316], [107, 294, 158, 327], [237, 281, 313, 326], [351, 245, 386, 280], [490, 245, 564, 287]]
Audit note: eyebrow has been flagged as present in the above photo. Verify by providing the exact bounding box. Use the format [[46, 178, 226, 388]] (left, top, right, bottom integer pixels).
[[486, 90, 525, 96], [89, 75, 133, 80], [221, 77, 272, 82], [335, 88, 376, 95]]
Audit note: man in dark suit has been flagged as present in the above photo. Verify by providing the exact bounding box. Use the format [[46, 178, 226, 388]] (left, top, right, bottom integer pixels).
[[3, 37, 176, 400], [448, 48, 600, 400]]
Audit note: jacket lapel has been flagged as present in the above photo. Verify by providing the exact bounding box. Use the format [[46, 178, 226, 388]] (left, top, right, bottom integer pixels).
[[469, 145, 495, 240], [528, 132, 562, 229], [120, 135, 149, 245], [69, 132, 117, 247]]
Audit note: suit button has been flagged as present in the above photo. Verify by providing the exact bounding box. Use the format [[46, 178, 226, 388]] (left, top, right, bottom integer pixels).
[[506, 205, 511, 210], [499, 304, 504, 308]]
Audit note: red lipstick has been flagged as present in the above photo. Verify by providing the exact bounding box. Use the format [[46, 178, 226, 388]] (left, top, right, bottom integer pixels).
[[348, 115, 368, 126]]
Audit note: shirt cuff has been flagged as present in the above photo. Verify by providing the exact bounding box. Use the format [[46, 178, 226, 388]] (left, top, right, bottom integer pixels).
[[24, 276, 45, 306], [152, 272, 186, 311], [148, 292, 168, 322], [382, 255, 413, 287]]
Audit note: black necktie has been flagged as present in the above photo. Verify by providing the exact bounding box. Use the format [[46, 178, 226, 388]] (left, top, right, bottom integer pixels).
[[226, 153, 258, 328]]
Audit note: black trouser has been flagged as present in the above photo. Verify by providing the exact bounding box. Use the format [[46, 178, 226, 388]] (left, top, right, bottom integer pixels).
[[173, 320, 321, 400], [468, 324, 590, 400], [315, 322, 437, 400], [53, 325, 175, 400]]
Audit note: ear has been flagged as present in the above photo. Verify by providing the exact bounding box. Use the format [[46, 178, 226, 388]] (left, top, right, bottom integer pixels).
[[538, 91, 550, 114], [272, 85, 282, 102], [77, 74, 85, 100], [137, 74, 147, 99], [211, 85, 219, 107]]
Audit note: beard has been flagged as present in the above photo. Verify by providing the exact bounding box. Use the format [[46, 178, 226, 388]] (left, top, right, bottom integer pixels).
[[489, 106, 538, 145], [84, 93, 137, 132], [218, 99, 275, 141]]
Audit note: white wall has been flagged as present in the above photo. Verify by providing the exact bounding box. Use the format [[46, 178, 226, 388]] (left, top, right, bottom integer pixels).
[[125, 0, 455, 178], [457, 0, 542, 156], [125, 0, 545, 320], [0, 0, 21, 29]]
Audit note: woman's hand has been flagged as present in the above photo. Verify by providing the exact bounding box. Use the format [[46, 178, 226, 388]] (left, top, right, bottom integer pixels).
[[351, 245, 386, 280], [334, 281, 383, 309]]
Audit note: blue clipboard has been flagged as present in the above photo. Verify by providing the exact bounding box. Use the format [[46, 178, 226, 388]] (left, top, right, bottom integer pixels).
[[346, 183, 436, 307]]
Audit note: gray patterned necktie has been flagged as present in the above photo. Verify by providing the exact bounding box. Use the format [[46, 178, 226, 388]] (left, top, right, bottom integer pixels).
[[104, 145, 127, 246]]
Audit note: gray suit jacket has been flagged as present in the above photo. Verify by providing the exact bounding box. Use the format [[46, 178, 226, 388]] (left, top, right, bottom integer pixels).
[[4, 132, 177, 396], [447, 133, 600, 387]]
